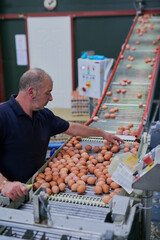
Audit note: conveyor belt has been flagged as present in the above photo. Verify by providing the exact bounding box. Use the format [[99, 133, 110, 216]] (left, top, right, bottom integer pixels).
[[89, 15, 160, 137]]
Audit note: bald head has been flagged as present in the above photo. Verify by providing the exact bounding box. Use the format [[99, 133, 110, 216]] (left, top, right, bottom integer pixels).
[[19, 68, 53, 92]]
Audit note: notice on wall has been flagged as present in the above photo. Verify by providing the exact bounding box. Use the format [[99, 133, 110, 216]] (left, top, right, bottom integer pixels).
[[15, 34, 28, 66]]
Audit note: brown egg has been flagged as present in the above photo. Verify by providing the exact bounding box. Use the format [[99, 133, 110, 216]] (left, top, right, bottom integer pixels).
[[130, 148, 138, 155], [109, 109, 115, 113], [124, 142, 131, 149], [85, 145, 92, 151], [104, 154, 111, 161], [71, 183, 78, 192], [46, 188, 52, 195], [41, 182, 50, 188], [77, 184, 86, 194], [75, 143, 82, 150], [102, 184, 110, 194], [126, 64, 132, 69], [137, 93, 142, 98], [59, 183, 66, 191], [113, 97, 119, 102], [38, 173, 45, 179], [139, 103, 143, 108], [104, 113, 110, 119], [106, 91, 112, 96], [102, 105, 108, 110], [116, 129, 123, 135], [110, 114, 116, 119], [93, 146, 100, 153], [94, 185, 103, 194], [110, 182, 120, 189], [87, 177, 96, 185], [124, 148, 130, 152], [126, 44, 130, 50], [136, 41, 140, 45], [121, 89, 126, 94], [97, 156, 104, 163], [45, 174, 52, 182], [128, 123, 134, 128], [102, 195, 111, 204], [68, 179, 75, 187], [148, 75, 152, 79], [111, 145, 120, 153], [33, 182, 41, 190], [52, 185, 59, 194], [107, 178, 113, 185], [130, 130, 137, 136], [50, 181, 57, 187], [120, 55, 124, 59], [116, 89, 121, 93]]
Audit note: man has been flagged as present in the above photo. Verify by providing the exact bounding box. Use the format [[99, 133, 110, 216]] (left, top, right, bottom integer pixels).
[[0, 68, 123, 201]]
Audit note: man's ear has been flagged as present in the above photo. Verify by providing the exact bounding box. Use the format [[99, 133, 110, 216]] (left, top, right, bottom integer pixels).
[[28, 87, 36, 99]]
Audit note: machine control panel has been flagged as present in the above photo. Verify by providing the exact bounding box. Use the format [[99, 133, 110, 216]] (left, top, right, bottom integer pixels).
[[78, 58, 114, 99]]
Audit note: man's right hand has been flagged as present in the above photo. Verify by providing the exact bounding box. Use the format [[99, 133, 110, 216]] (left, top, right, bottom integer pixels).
[[1, 181, 28, 201]]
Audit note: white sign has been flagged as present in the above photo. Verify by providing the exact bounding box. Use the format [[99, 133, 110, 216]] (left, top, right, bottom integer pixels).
[[15, 34, 28, 66]]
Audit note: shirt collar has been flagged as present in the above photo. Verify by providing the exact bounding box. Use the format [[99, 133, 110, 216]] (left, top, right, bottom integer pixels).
[[9, 94, 38, 119]]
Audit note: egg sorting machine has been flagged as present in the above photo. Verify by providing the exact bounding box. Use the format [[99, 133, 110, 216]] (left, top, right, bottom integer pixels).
[[0, 14, 160, 240]]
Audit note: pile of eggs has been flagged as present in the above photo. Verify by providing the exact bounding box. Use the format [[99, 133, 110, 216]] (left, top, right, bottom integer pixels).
[[33, 136, 140, 204]]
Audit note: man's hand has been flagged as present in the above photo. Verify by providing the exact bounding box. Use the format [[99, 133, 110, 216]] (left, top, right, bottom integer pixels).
[[1, 181, 28, 201], [104, 132, 124, 145]]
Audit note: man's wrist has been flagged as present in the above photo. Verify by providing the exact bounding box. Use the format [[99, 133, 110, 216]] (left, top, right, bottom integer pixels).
[[0, 179, 8, 192]]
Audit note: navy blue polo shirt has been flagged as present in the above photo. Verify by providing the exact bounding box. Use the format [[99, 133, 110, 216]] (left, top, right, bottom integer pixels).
[[0, 95, 69, 183]]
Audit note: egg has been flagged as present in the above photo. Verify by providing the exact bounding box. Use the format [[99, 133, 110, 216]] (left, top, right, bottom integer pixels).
[[107, 178, 113, 185], [111, 145, 120, 153], [102, 105, 108, 110], [33, 182, 41, 190], [93, 116, 99, 121], [102, 184, 110, 194], [104, 113, 110, 119], [41, 182, 50, 188], [124, 130, 130, 135], [52, 185, 59, 194], [75, 143, 82, 150], [137, 93, 142, 98], [136, 41, 140, 45], [87, 177, 96, 185], [38, 173, 45, 179], [77, 184, 86, 194], [45, 175, 52, 182], [124, 142, 131, 149], [59, 183, 66, 191], [139, 103, 143, 108], [121, 89, 126, 94], [94, 185, 103, 194], [85, 145, 92, 151], [102, 195, 111, 204], [116, 89, 121, 93], [45, 188, 51, 195], [113, 97, 119, 102], [106, 91, 112, 96], [120, 55, 124, 59], [126, 44, 130, 50], [93, 146, 100, 153], [126, 64, 132, 69], [110, 114, 116, 119], [110, 182, 120, 189], [116, 129, 123, 135], [124, 148, 130, 152]]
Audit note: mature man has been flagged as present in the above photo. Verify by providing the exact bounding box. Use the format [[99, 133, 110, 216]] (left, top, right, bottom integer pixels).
[[0, 68, 123, 201]]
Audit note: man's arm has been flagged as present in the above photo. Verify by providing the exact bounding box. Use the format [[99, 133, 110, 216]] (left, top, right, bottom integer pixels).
[[0, 173, 27, 201], [65, 122, 124, 145]]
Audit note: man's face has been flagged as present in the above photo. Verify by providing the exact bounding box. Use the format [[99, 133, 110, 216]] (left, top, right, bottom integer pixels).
[[33, 77, 53, 110]]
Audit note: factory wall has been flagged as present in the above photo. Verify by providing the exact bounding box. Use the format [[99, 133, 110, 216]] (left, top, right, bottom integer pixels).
[[0, 0, 160, 101]]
